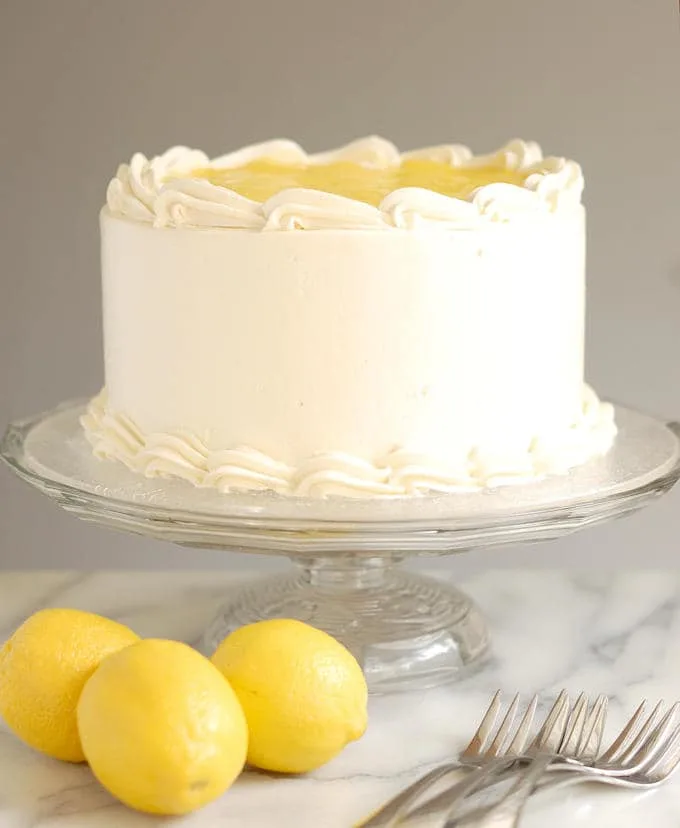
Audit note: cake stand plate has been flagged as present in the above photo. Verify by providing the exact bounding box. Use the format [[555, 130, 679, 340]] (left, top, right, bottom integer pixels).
[[2, 400, 680, 693]]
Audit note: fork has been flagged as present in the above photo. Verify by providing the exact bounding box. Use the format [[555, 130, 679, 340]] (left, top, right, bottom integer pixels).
[[359, 693, 677, 828], [356, 691, 569, 828], [438, 702, 680, 828], [407, 692, 604, 826], [555, 699, 680, 778], [444, 721, 680, 828], [410, 696, 677, 826], [465, 697, 680, 793]]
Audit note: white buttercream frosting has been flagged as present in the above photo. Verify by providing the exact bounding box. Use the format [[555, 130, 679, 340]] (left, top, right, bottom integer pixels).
[[106, 136, 584, 232], [82, 389, 616, 498]]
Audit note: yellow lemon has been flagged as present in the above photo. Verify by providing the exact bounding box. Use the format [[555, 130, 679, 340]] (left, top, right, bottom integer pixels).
[[211, 619, 367, 773], [77, 639, 248, 815], [0, 608, 139, 762]]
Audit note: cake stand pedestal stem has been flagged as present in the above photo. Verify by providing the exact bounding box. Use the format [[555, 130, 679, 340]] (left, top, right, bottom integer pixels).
[[302, 555, 401, 589]]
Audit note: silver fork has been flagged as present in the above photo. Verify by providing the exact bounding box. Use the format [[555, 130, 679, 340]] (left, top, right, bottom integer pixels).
[[367, 695, 680, 828], [361, 692, 671, 828], [437, 695, 605, 828], [440, 703, 680, 828], [406, 693, 604, 826], [408, 695, 678, 825], [558, 700, 680, 778], [444, 721, 680, 828], [356, 691, 568, 828]]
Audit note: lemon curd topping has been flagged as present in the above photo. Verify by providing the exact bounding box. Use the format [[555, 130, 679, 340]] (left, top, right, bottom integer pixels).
[[184, 160, 530, 207]]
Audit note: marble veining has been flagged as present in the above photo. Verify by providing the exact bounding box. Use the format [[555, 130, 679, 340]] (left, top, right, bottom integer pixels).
[[2, 570, 680, 826]]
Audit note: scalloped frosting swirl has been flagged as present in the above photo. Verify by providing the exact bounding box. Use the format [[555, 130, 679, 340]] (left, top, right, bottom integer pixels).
[[82, 388, 616, 499], [105, 136, 584, 232]]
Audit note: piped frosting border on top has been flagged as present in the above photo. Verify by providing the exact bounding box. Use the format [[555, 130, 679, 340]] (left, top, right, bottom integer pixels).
[[105, 136, 584, 232]]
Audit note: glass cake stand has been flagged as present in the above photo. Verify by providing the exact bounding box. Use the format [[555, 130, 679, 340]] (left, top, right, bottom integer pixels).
[[2, 400, 680, 693]]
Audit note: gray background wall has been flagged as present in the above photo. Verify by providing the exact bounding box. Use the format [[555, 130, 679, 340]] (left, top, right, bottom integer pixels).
[[1, 0, 678, 572]]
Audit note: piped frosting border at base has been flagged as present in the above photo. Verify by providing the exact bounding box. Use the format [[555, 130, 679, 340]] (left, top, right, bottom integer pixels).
[[81, 387, 616, 498], [106, 136, 584, 232]]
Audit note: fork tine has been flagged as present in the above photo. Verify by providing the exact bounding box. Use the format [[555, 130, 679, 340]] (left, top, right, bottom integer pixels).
[[618, 700, 665, 761], [647, 724, 680, 777], [530, 690, 569, 751], [485, 693, 520, 757], [560, 693, 589, 756], [461, 690, 502, 757], [534, 691, 571, 754], [626, 702, 680, 767], [578, 695, 609, 760], [507, 695, 539, 756], [600, 699, 658, 764]]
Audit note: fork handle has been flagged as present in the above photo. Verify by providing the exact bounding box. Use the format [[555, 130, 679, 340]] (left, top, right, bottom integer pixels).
[[445, 766, 605, 826], [408, 756, 612, 824], [358, 759, 518, 828], [445, 755, 553, 828], [355, 763, 462, 827]]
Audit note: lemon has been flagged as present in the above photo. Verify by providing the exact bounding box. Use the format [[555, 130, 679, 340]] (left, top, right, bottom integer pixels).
[[0, 608, 139, 762], [211, 619, 367, 773], [77, 639, 248, 815]]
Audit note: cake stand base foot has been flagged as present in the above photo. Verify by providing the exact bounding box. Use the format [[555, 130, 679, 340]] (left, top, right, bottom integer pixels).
[[199, 557, 490, 693]]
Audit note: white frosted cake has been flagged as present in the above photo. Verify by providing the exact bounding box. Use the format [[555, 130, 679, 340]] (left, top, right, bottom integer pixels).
[[82, 136, 616, 497]]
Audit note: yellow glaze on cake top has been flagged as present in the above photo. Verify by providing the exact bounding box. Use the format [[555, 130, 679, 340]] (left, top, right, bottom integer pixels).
[[184, 160, 529, 207]]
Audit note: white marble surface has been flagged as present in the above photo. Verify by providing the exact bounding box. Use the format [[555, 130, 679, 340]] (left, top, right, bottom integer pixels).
[[2, 569, 680, 827]]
